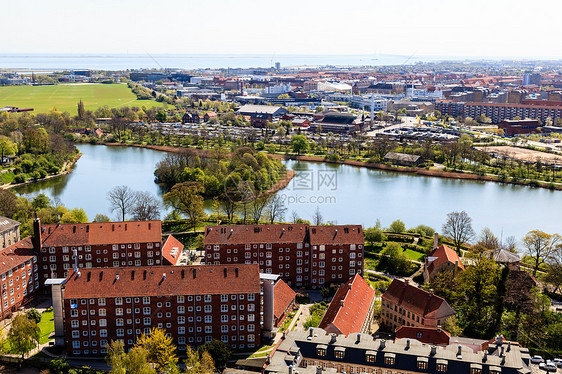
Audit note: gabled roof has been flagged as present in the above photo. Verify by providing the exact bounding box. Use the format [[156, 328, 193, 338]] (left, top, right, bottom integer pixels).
[[273, 279, 296, 320], [319, 274, 375, 336], [162, 235, 183, 266], [427, 244, 464, 275], [0, 237, 36, 275], [309, 225, 363, 245], [204, 224, 308, 245], [63, 264, 260, 299], [493, 249, 520, 263], [395, 326, 451, 346], [384, 152, 421, 163], [237, 104, 287, 116], [0, 217, 20, 232], [382, 279, 453, 318], [38, 221, 162, 247]]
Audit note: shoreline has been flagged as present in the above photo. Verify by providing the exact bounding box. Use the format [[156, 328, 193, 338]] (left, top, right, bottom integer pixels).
[[1, 153, 82, 191], [90, 142, 562, 191]]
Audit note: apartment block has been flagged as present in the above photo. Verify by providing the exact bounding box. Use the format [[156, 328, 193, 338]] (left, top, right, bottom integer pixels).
[[0, 216, 20, 250], [204, 224, 364, 288], [62, 264, 261, 356]]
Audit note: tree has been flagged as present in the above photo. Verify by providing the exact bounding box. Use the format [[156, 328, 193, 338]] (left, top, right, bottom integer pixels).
[[250, 194, 270, 224], [108, 185, 136, 221], [77, 99, 85, 120], [522, 230, 561, 277], [61, 207, 88, 223], [26, 309, 41, 324], [264, 194, 287, 224], [388, 219, 405, 233], [135, 327, 178, 373], [106, 340, 127, 374], [185, 346, 215, 374], [291, 135, 309, 155], [132, 191, 161, 221], [156, 110, 167, 123], [0, 190, 18, 218], [364, 227, 385, 246], [0, 136, 17, 164], [477, 227, 499, 250], [124, 347, 157, 374], [164, 182, 205, 232], [7, 314, 40, 362], [442, 211, 475, 254], [313, 206, 323, 225], [198, 340, 231, 369], [93, 214, 111, 222]]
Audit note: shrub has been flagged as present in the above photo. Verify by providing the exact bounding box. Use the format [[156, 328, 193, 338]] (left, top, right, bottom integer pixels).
[[13, 174, 26, 184], [26, 308, 41, 324]]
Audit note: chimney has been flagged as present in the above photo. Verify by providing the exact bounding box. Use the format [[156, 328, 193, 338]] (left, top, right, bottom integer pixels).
[[193, 269, 197, 279], [456, 345, 462, 359], [356, 333, 361, 343], [380, 339, 386, 349], [266, 353, 271, 365], [112, 224, 115, 232], [32, 218, 42, 253], [235, 268, 239, 277], [330, 333, 337, 343], [86, 225, 89, 233], [483, 351, 488, 362], [406, 339, 410, 349], [116, 274, 119, 281], [434, 232, 439, 249], [500, 346, 504, 357], [507, 341, 511, 352], [430, 346, 437, 355], [289, 365, 293, 374], [148, 222, 151, 230], [181, 269, 185, 279], [73, 225, 76, 233], [308, 327, 313, 337], [162, 273, 166, 281], [131, 271, 135, 280], [316, 366, 322, 374], [143, 270, 147, 280], [224, 268, 227, 277], [125, 223, 127, 231]]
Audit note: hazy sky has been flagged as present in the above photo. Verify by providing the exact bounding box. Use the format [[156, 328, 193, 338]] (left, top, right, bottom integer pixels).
[[3, 0, 561, 58]]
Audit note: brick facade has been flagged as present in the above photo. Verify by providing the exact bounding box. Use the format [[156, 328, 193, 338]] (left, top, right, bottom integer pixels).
[[204, 224, 364, 288], [63, 265, 261, 356]]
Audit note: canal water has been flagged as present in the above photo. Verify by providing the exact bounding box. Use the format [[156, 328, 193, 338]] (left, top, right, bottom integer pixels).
[[14, 144, 562, 240]]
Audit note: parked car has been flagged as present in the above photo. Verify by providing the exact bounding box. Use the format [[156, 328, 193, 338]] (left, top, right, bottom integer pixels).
[[542, 361, 557, 372], [552, 358, 562, 368], [531, 356, 544, 364]]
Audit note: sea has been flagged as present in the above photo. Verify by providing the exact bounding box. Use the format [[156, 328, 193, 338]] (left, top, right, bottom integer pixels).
[[0, 53, 449, 71]]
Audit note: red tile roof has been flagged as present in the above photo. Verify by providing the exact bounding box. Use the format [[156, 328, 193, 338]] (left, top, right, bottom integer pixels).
[[309, 225, 364, 245], [162, 235, 183, 266], [204, 224, 308, 245], [383, 279, 451, 318], [63, 264, 260, 299], [426, 244, 464, 276], [319, 274, 375, 336], [395, 326, 451, 346], [0, 238, 35, 275], [38, 221, 162, 247], [273, 279, 296, 321]]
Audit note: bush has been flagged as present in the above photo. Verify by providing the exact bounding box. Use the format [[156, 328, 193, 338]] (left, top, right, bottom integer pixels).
[[26, 308, 41, 324], [13, 174, 26, 184]]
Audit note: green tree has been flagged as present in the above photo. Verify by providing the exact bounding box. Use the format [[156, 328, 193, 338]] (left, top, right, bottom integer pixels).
[[77, 99, 85, 120], [291, 135, 309, 155], [135, 327, 178, 373], [388, 219, 405, 233], [7, 314, 40, 362], [522, 230, 560, 277], [93, 214, 111, 222], [197, 340, 231, 369], [26, 309, 41, 324], [61, 208, 88, 223], [156, 110, 168, 123], [164, 182, 205, 232], [364, 227, 385, 246], [185, 346, 215, 374], [0, 136, 17, 164]]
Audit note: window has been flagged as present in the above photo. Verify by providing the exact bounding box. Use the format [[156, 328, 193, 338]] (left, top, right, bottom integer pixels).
[[178, 316, 185, 324], [204, 315, 212, 323], [436, 363, 448, 372], [470, 368, 482, 374], [366, 353, 376, 363], [204, 305, 212, 313], [417, 359, 428, 370], [384, 355, 395, 366], [143, 307, 151, 315], [116, 297, 123, 305], [116, 308, 123, 316], [334, 348, 345, 359], [143, 317, 151, 325], [248, 294, 255, 301], [317, 347, 326, 356], [143, 297, 150, 304], [177, 306, 185, 314], [177, 296, 184, 303], [116, 329, 124, 337]]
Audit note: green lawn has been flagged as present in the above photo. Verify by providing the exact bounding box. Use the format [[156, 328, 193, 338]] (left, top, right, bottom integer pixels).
[[0, 83, 168, 114], [403, 248, 426, 262], [37, 309, 55, 344]]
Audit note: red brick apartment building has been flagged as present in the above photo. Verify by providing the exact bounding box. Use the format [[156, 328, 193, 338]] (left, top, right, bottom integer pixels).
[[203, 224, 364, 288], [62, 264, 261, 356], [32, 219, 181, 287], [0, 238, 40, 319]]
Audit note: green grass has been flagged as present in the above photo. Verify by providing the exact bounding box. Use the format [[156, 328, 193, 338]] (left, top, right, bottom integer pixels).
[[0, 83, 168, 114], [403, 248, 426, 262], [0, 171, 14, 185], [37, 309, 55, 344]]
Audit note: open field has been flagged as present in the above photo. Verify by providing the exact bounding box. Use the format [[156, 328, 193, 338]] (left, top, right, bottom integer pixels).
[[476, 145, 562, 164], [0, 83, 168, 114]]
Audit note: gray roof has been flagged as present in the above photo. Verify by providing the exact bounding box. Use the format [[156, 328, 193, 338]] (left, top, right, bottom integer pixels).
[[384, 152, 421, 162], [266, 328, 531, 374], [237, 104, 288, 116], [494, 249, 520, 263], [0, 217, 19, 233]]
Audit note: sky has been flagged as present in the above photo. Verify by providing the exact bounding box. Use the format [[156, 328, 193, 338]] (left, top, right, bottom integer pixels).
[[2, 0, 562, 59]]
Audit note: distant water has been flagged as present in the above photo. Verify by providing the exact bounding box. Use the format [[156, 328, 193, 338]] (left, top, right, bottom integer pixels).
[[0, 54, 442, 71]]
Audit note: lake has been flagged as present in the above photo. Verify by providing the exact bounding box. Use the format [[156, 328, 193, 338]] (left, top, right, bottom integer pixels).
[[14, 144, 562, 241]]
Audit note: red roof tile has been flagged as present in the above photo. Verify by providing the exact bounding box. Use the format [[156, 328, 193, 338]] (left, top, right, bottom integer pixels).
[[319, 274, 375, 336], [309, 225, 364, 245], [162, 235, 183, 266], [0, 237, 35, 275], [395, 326, 451, 346], [39, 221, 162, 247], [204, 224, 308, 245], [427, 244, 464, 276], [63, 264, 260, 299], [383, 279, 451, 318], [273, 279, 296, 320]]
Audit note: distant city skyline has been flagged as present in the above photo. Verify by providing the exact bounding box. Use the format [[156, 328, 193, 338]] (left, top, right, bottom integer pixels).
[[3, 0, 562, 59]]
